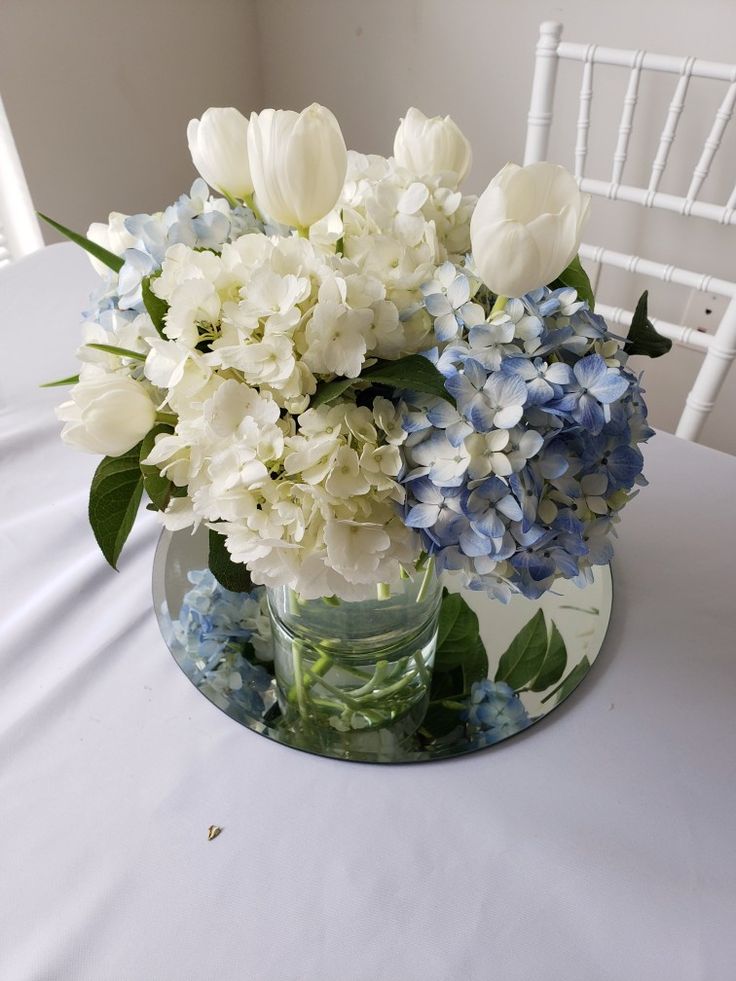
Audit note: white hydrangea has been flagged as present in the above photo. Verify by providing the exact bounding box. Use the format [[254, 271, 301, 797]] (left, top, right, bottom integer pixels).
[[144, 386, 418, 600]]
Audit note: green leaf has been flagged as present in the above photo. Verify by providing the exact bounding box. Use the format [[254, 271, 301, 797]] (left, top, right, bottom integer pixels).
[[142, 275, 168, 338], [311, 354, 454, 409], [310, 376, 355, 408], [528, 620, 568, 692], [37, 212, 124, 272], [88, 444, 144, 569], [434, 591, 471, 666], [430, 589, 489, 700], [40, 373, 79, 388], [461, 637, 490, 693], [434, 590, 485, 669], [494, 609, 548, 689], [139, 425, 175, 511], [420, 591, 490, 742], [624, 290, 672, 358], [552, 655, 591, 705], [86, 343, 146, 361], [553, 254, 595, 310], [208, 529, 253, 593]]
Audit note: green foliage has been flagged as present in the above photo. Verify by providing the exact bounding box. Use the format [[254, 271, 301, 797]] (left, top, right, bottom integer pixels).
[[543, 655, 592, 705], [208, 529, 253, 593], [495, 611, 570, 693], [37, 213, 124, 272], [88, 444, 144, 569], [421, 590, 489, 738], [139, 425, 177, 511], [141, 275, 168, 338], [311, 354, 454, 408], [40, 373, 80, 388], [624, 291, 672, 358], [552, 254, 595, 310], [433, 589, 489, 685], [86, 343, 146, 361], [495, 609, 548, 689], [529, 621, 568, 692]]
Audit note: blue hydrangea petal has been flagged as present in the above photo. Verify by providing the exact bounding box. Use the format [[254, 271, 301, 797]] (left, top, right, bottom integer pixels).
[[589, 372, 630, 404], [425, 293, 453, 317], [573, 354, 607, 389], [434, 313, 461, 342], [405, 503, 440, 528]]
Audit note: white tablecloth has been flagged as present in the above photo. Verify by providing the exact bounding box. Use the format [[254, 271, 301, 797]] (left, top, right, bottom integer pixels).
[[1, 243, 735, 981]]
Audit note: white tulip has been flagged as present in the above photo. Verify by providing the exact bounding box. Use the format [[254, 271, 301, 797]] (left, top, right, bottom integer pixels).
[[56, 369, 157, 456], [187, 107, 253, 200], [393, 107, 472, 186], [470, 162, 590, 298], [86, 212, 136, 276], [247, 103, 347, 229]]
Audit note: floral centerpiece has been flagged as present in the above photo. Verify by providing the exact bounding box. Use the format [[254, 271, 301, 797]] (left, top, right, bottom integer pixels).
[[45, 103, 663, 739]]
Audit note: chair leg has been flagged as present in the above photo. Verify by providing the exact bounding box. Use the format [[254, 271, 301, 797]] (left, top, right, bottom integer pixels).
[[676, 297, 736, 441]]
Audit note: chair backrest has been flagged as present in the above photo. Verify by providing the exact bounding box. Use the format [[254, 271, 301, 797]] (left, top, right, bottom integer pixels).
[[524, 21, 736, 442], [0, 93, 44, 269]]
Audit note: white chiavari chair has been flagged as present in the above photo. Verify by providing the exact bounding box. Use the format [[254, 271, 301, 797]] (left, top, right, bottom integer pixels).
[[524, 21, 736, 442], [0, 92, 43, 269]]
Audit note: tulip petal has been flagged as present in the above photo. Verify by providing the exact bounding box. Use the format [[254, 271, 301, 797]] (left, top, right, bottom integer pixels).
[[526, 205, 578, 285], [285, 104, 347, 228], [471, 219, 543, 298]]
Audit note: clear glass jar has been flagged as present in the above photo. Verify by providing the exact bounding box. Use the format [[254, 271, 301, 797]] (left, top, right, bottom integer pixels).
[[267, 566, 442, 736]]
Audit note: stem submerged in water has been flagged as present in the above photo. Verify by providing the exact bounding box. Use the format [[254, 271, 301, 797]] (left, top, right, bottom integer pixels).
[[416, 557, 435, 604]]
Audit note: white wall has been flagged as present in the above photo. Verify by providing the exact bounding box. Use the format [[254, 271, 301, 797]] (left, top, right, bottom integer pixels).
[[254, 0, 736, 454], [0, 0, 263, 239]]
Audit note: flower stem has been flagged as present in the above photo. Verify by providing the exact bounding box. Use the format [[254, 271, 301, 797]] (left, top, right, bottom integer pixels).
[[416, 556, 435, 604], [292, 640, 307, 715], [377, 582, 391, 600], [413, 649, 431, 686], [287, 649, 334, 705]]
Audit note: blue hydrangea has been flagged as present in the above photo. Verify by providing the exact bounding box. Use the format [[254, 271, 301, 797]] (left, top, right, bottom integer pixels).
[[402, 281, 652, 601], [87, 180, 261, 323], [461, 680, 531, 745], [163, 570, 273, 716]]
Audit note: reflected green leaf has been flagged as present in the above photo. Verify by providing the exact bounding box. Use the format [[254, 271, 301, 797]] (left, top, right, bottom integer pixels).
[[495, 609, 547, 689], [529, 620, 568, 692]]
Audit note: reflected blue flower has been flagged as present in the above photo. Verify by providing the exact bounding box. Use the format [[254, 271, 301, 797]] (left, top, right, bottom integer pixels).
[[164, 570, 273, 715], [462, 680, 531, 745]]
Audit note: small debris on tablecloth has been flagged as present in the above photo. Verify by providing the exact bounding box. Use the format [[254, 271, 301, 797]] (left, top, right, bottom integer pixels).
[[207, 825, 223, 841]]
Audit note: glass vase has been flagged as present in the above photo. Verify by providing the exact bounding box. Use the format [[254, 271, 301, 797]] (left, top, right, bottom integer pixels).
[[267, 566, 442, 737]]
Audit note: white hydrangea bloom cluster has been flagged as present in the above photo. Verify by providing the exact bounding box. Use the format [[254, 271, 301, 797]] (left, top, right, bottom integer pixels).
[[312, 151, 475, 343], [147, 386, 418, 599]]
